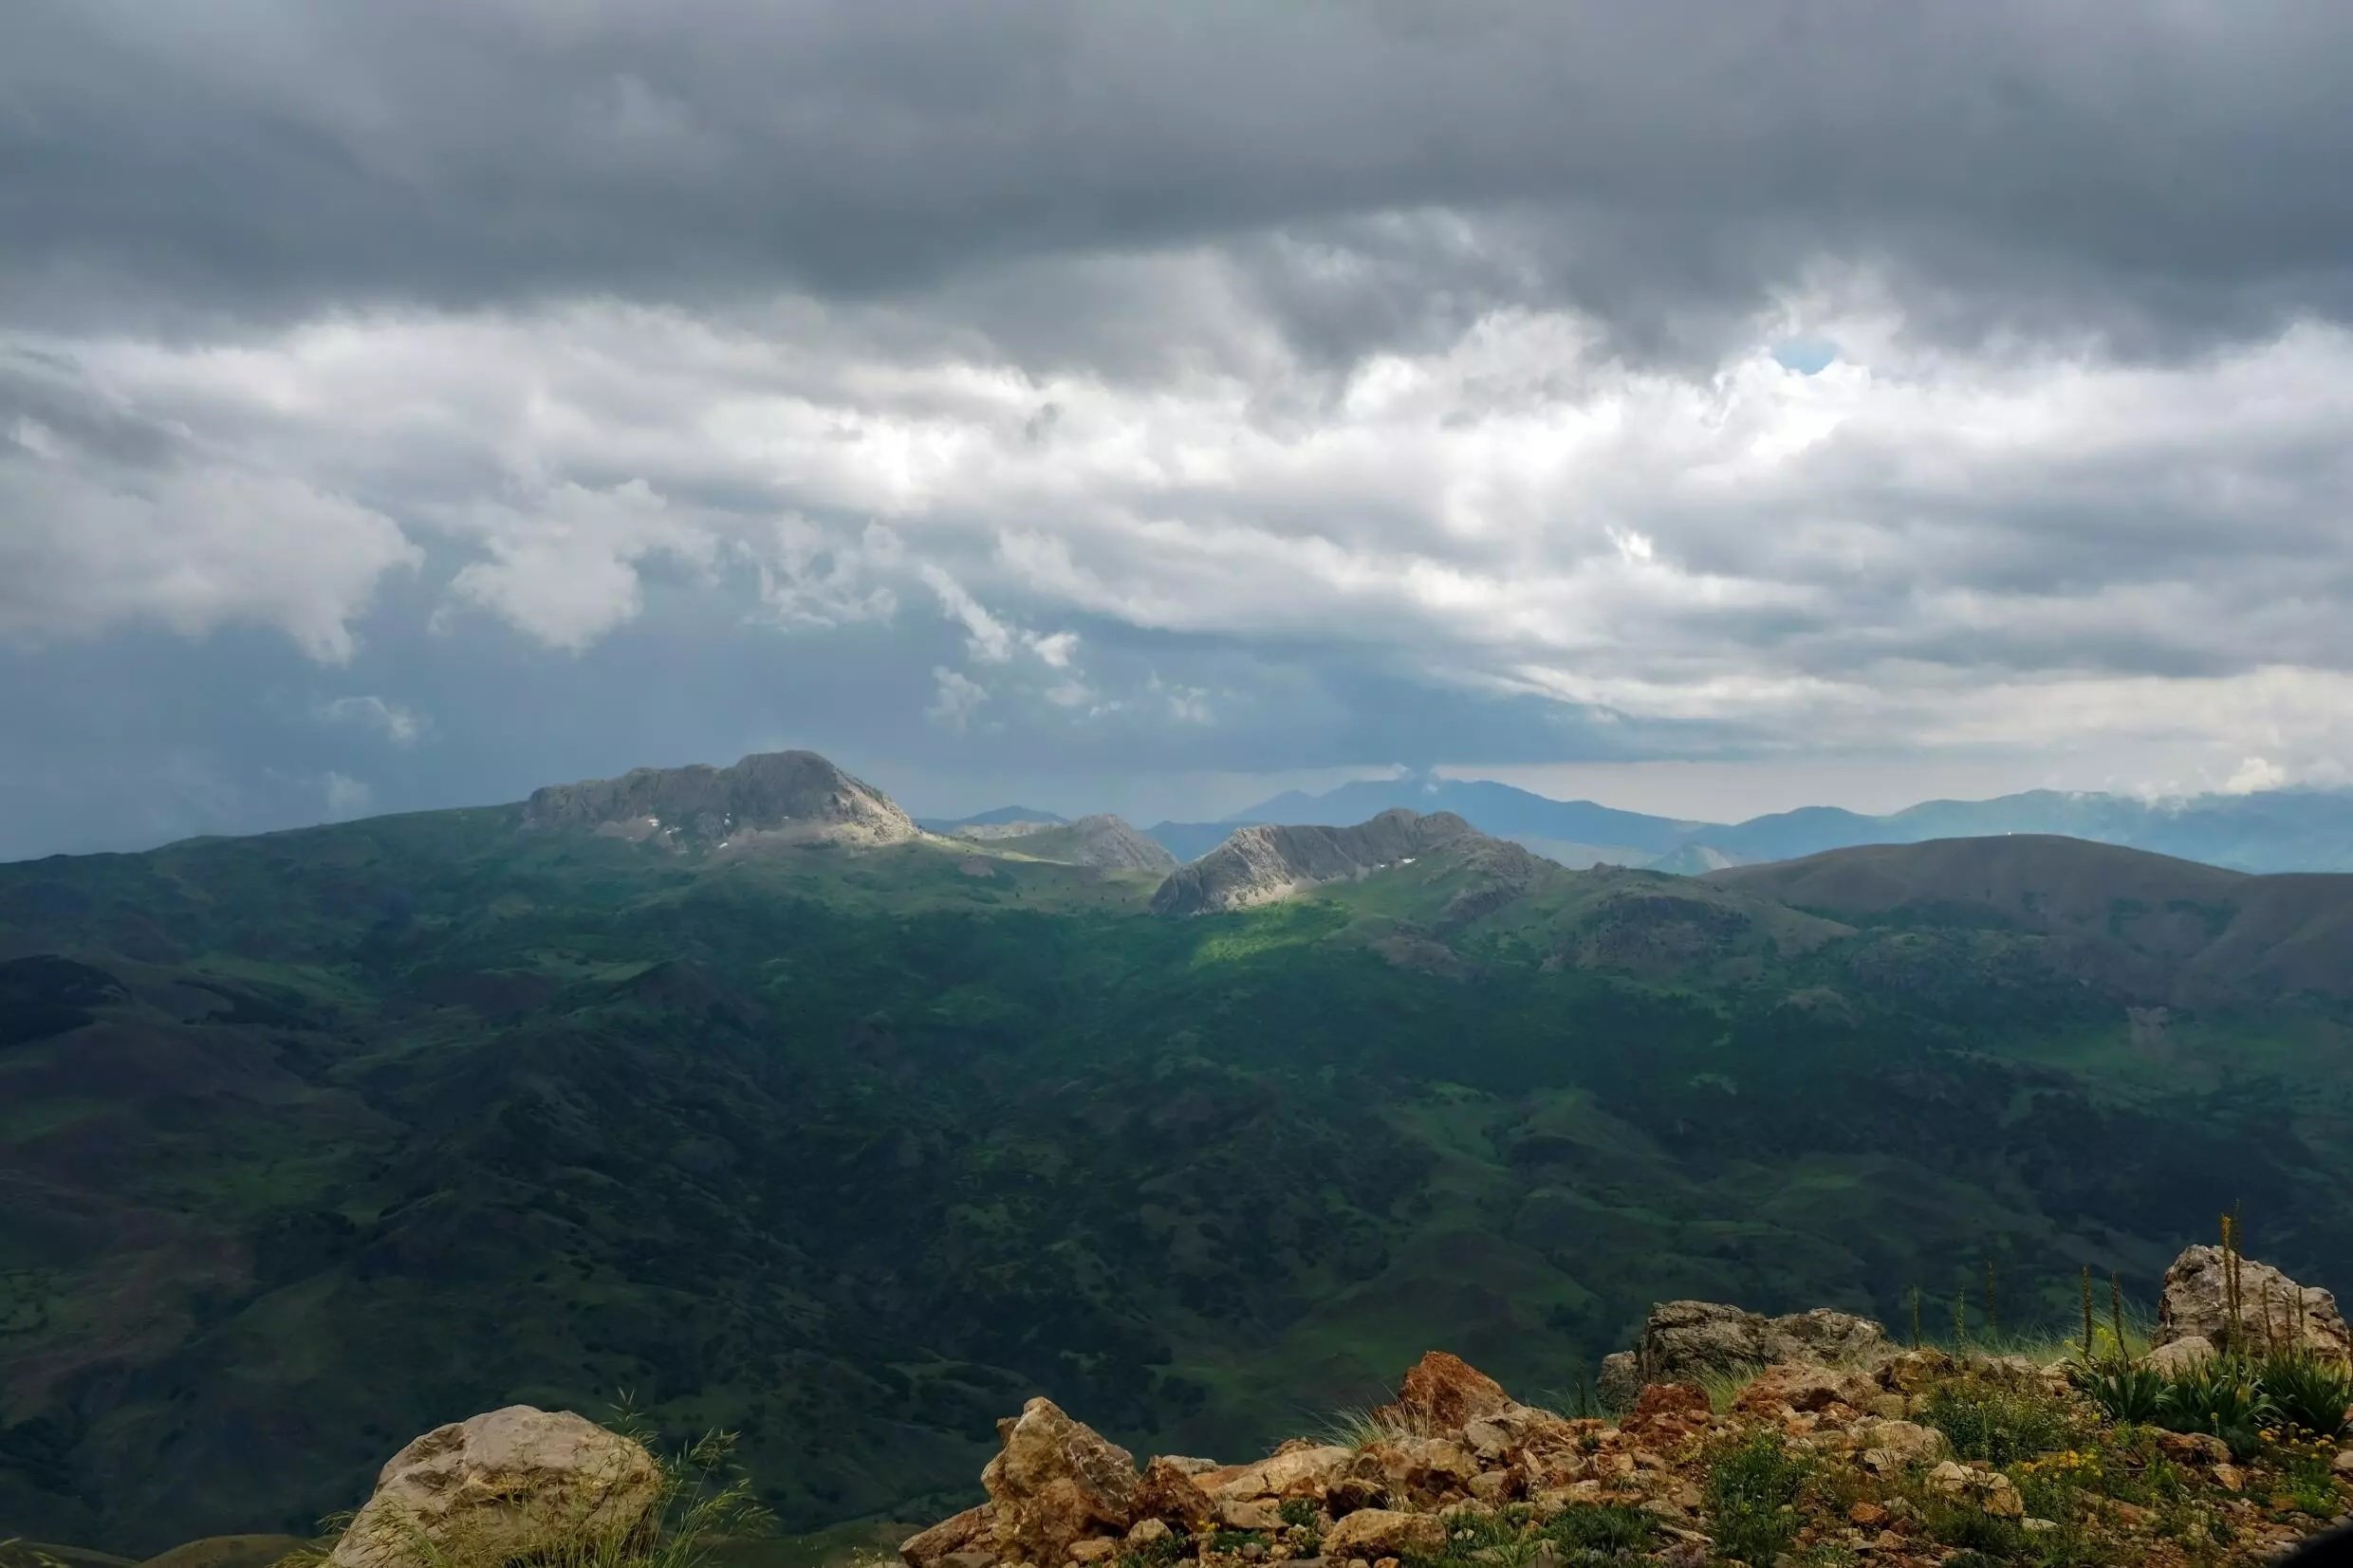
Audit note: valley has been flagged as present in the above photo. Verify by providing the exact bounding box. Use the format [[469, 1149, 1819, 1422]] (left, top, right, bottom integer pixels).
[[4, 756, 2352, 1554]]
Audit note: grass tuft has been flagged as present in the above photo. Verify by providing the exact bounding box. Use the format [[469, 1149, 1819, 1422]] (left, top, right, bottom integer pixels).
[[1318, 1404, 1432, 1449]]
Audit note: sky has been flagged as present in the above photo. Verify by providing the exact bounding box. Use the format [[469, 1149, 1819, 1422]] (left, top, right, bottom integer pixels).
[[6, 1, 2353, 858]]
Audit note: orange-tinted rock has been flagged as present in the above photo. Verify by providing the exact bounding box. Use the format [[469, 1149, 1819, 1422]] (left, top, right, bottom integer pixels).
[[1734, 1364, 1879, 1417], [1383, 1351, 1515, 1432], [1629, 1382, 1712, 1423], [1134, 1455, 1218, 1532]]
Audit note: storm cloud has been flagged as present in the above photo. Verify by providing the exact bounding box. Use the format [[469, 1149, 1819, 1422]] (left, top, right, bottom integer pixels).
[[4, 1, 2351, 856]]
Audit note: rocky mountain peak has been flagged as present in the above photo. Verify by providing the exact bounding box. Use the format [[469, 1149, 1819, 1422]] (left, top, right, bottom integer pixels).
[[1150, 808, 1484, 915], [519, 750, 917, 848]]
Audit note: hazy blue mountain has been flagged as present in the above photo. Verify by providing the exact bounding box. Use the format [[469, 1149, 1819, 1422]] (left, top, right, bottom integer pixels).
[[916, 804, 1069, 832], [1136, 782, 2353, 874], [1684, 787, 2353, 874], [1229, 771, 1706, 856]]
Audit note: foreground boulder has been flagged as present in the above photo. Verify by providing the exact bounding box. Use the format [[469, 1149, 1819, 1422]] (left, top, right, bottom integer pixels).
[[1322, 1507, 1448, 1559], [327, 1407, 660, 1568], [980, 1397, 1141, 1564], [2154, 1245, 2352, 1357], [1598, 1300, 1889, 1407]]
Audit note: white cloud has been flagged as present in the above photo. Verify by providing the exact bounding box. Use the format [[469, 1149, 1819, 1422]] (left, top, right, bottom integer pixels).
[[14, 286, 2353, 786], [927, 666, 989, 731], [752, 518, 900, 626], [317, 694, 426, 746], [321, 771, 373, 820], [2222, 756, 2288, 795], [0, 413, 418, 662], [440, 479, 719, 651], [921, 564, 1016, 663]]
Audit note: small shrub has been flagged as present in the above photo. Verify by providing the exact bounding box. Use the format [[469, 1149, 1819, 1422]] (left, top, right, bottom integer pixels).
[[1117, 1531, 1187, 1568], [1922, 1500, 2025, 1559], [1207, 1530, 1269, 1556], [1920, 1380, 2077, 1467], [1276, 1497, 1323, 1554], [1541, 1503, 1655, 1557], [2256, 1350, 2353, 1440], [2073, 1360, 2167, 1425], [2014, 1448, 2100, 1524], [1702, 1430, 1810, 1567], [2158, 1357, 2272, 1460], [2263, 1428, 2344, 1518]]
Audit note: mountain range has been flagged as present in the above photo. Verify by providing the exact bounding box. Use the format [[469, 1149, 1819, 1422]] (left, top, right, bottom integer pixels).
[[1126, 771, 2353, 876], [6, 751, 2353, 1556]]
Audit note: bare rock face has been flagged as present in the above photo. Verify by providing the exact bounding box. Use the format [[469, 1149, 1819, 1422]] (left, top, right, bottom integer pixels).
[[981, 1397, 1141, 1564], [521, 750, 917, 848], [326, 1407, 660, 1568], [1149, 810, 1482, 915], [2154, 1245, 2351, 1357], [1599, 1301, 1890, 1408]]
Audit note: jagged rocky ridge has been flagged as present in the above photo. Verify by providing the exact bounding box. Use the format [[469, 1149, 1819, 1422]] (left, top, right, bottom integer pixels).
[[519, 750, 917, 847], [1151, 810, 1522, 915], [961, 815, 1180, 873]]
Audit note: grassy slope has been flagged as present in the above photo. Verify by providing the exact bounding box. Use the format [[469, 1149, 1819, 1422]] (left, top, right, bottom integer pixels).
[[2, 821, 2350, 1552]]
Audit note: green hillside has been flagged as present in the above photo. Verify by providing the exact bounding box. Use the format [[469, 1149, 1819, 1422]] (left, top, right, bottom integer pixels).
[[4, 814, 2351, 1554]]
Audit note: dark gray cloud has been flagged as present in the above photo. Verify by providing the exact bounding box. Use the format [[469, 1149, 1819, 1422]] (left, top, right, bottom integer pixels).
[[7, 1, 2353, 363], [6, 1, 2353, 858]]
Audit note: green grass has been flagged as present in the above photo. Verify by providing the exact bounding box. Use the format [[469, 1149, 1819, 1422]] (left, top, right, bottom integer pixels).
[[1701, 1430, 1813, 1566], [1918, 1380, 2081, 1467]]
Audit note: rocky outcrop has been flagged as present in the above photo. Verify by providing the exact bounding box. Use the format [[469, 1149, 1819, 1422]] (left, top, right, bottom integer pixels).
[[897, 1322, 2352, 1568], [1150, 810, 1483, 915], [1598, 1300, 1890, 1408], [520, 750, 917, 848], [977, 1397, 1141, 1565], [2155, 1245, 2351, 1357], [326, 1407, 659, 1568], [979, 816, 1180, 873]]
